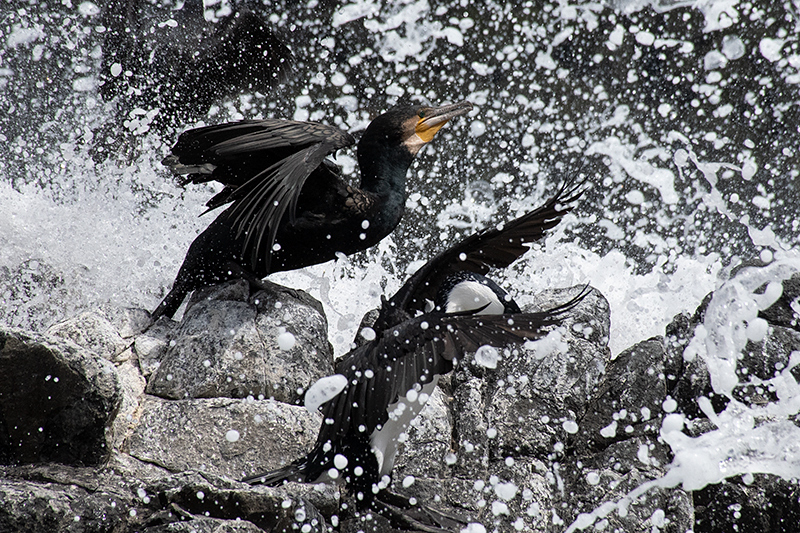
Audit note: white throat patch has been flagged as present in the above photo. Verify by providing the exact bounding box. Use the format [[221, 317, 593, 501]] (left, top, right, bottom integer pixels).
[[402, 133, 427, 155]]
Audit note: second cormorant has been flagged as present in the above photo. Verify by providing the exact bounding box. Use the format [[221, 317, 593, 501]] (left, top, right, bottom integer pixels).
[[243, 180, 588, 531], [152, 101, 473, 319]]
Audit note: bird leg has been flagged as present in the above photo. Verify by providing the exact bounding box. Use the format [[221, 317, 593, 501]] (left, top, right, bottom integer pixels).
[[223, 261, 306, 301], [371, 489, 469, 532]]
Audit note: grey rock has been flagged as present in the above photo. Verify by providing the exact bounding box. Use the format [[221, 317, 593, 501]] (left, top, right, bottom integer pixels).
[[0, 476, 135, 533], [126, 396, 321, 481], [146, 280, 334, 404], [576, 337, 668, 450], [143, 518, 266, 533], [46, 309, 130, 362], [134, 316, 173, 377], [144, 472, 334, 533], [452, 374, 490, 477], [556, 436, 694, 533], [692, 474, 800, 533], [108, 360, 148, 452], [666, 309, 800, 420], [0, 464, 144, 532], [0, 329, 120, 465], [391, 386, 454, 480], [757, 272, 800, 333], [0, 465, 333, 533], [475, 286, 609, 460], [7, 275, 800, 533]]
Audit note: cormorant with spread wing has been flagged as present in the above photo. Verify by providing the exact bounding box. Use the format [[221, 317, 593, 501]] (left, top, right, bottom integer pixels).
[[243, 181, 587, 531], [151, 101, 473, 319]]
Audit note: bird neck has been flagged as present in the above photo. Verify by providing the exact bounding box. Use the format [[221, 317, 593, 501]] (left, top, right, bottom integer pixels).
[[356, 137, 415, 200]]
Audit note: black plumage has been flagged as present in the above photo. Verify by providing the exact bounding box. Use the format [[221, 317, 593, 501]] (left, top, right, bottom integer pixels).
[[151, 101, 473, 319], [242, 181, 587, 531]]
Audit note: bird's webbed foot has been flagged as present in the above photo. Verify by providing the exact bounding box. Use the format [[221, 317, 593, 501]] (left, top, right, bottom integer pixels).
[[372, 489, 469, 533]]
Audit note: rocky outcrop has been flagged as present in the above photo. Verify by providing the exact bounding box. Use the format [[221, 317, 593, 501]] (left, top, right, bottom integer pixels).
[[1, 278, 799, 532], [146, 280, 334, 404]]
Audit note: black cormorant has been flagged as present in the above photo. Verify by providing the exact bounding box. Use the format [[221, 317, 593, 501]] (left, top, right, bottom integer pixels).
[[99, 3, 293, 133], [151, 101, 473, 319], [242, 181, 587, 531]]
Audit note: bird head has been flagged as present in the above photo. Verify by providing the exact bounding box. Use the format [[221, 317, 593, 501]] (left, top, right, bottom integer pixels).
[[361, 101, 473, 156]]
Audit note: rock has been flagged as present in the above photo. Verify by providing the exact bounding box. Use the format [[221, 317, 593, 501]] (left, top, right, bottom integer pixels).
[[0, 329, 120, 465], [126, 396, 321, 481], [693, 474, 800, 533], [379, 285, 612, 531], [576, 337, 668, 450], [107, 360, 147, 452], [470, 286, 609, 461], [0, 466, 334, 533], [391, 386, 454, 480], [0, 475, 135, 532], [46, 309, 129, 362], [146, 280, 334, 404], [5, 275, 800, 533], [556, 436, 694, 533], [143, 472, 334, 533], [757, 272, 800, 333], [143, 518, 266, 533], [134, 317, 173, 377]]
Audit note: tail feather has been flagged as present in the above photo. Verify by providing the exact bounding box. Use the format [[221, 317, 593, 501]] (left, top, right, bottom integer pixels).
[[242, 463, 303, 486]]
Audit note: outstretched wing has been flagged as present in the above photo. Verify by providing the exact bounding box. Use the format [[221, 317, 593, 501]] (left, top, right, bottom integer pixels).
[[320, 287, 589, 447], [383, 179, 586, 322], [164, 119, 355, 270]]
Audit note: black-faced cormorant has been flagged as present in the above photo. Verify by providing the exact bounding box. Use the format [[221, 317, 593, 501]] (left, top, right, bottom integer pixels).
[[242, 181, 586, 531], [151, 101, 473, 319]]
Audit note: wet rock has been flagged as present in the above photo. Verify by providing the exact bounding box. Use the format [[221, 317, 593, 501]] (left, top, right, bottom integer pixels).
[[0, 466, 333, 533], [146, 280, 334, 404], [108, 360, 148, 452], [46, 311, 125, 363], [0, 475, 135, 532], [143, 518, 266, 533], [391, 387, 454, 480], [5, 275, 800, 533], [126, 396, 321, 481], [383, 286, 613, 531], [576, 337, 668, 450], [693, 474, 800, 533], [144, 472, 334, 533], [469, 286, 609, 462], [757, 272, 800, 333], [134, 317, 173, 378], [557, 436, 694, 533], [0, 329, 120, 465]]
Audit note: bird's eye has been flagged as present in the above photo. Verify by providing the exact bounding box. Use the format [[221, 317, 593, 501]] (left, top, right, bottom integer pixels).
[[419, 111, 426, 118]]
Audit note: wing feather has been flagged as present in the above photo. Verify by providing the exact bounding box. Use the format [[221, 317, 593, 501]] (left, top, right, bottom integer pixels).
[[383, 178, 588, 321], [312, 286, 588, 453]]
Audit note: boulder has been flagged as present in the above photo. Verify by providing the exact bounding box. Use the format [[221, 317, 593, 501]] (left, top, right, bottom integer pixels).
[[0, 329, 120, 466], [0, 465, 334, 533], [126, 396, 321, 481], [146, 280, 334, 404]]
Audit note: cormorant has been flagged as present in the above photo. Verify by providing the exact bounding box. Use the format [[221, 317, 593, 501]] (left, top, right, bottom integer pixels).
[[242, 181, 587, 531], [99, 3, 293, 133], [151, 101, 473, 320]]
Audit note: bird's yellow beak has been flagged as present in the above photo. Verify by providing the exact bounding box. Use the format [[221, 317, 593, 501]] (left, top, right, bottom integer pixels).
[[415, 101, 473, 143]]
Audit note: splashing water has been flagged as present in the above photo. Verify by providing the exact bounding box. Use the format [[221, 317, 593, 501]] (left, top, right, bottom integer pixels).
[[2, 0, 799, 528]]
